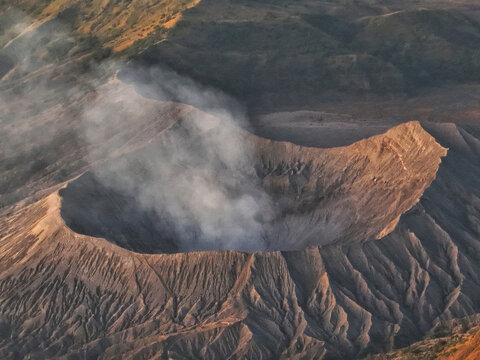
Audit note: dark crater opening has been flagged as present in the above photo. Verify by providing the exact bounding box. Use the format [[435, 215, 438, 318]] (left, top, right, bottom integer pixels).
[[58, 143, 344, 255], [59, 159, 331, 254], [60, 172, 181, 254], [59, 117, 387, 254]]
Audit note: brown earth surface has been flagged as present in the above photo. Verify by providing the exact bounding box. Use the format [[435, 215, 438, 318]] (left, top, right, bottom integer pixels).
[[2, 1, 480, 359], [1, 82, 480, 358]]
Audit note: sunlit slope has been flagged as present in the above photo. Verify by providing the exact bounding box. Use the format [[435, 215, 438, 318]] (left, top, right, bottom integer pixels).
[[370, 325, 480, 360], [0, 0, 201, 52], [4, 0, 480, 106], [440, 329, 480, 360]]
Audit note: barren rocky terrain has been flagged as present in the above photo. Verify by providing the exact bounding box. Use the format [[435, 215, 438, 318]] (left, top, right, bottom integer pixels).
[[2, 1, 480, 359], [1, 82, 480, 358]]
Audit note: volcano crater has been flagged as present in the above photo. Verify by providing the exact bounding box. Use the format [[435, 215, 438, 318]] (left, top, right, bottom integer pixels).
[[60, 121, 446, 254]]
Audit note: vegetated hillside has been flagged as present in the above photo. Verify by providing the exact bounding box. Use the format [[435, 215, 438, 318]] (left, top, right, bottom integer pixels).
[[356, 9, 480, 88], [0, 0, 197, 209], [0, 0, 202, 100], [4, 0, 480, 112], [437, 328, 480, 360], [4, 0, 480, 89], [0, 0, 201, 52], [136, 0, 480, 109], [368, 324, 480, 360]]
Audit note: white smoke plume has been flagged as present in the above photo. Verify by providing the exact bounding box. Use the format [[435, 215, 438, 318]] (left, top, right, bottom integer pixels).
[[0, 8, 277, 252], [82, 65, 276, 252]]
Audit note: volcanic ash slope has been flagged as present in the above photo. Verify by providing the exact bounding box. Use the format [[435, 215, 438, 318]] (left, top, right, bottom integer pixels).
[[3, 106, 480, 359]]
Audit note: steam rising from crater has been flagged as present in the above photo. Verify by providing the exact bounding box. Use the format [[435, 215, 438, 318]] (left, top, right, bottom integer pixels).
[[1, 9, 444, 254], [0, 8, 276, 251], [82, 66, 276, 252]]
